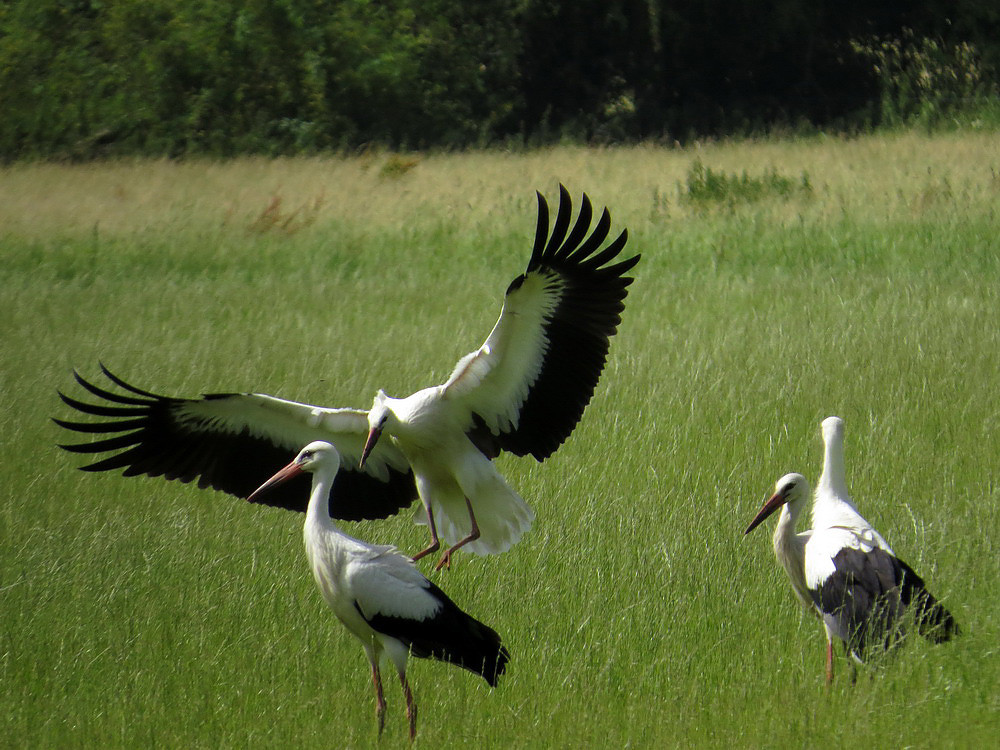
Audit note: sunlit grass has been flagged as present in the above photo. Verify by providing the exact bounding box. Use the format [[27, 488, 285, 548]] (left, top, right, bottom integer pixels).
[[2, 133, 998, 746]]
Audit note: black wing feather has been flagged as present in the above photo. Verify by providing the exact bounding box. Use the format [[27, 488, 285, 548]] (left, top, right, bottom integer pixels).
[[470, 184, 639, 461], [55, 367, 416, 521], [897, 557, 960, 642], [361, 580, 509, 686], [812, 546, 958, 660], [812, 547, 904, 659]]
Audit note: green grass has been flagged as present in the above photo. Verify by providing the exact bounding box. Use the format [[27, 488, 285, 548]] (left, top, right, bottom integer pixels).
[[2, 133, 999, 747]]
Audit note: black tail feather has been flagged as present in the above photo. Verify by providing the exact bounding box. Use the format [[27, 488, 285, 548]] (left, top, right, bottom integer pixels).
[[898, 558, 960, 642], [365, 581, 509, 686]]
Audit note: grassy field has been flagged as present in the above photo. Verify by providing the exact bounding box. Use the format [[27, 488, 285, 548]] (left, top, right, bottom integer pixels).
[[2, 132, 999, 747]]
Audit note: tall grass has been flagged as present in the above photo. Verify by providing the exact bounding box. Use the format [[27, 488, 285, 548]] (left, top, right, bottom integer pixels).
[[2, 133, 998, 747]]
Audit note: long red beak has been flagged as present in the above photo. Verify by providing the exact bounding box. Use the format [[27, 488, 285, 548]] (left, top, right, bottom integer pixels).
[[743, 490, 787, 535], [248, 460, 303, 502], [360, 425, 382, 468]]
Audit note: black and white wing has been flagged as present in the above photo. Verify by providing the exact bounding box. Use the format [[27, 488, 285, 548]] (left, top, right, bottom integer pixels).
[[807, 528, 960, 657], [352, 554, 509, 685], [809, 544, 905, 658], [442, 184, 639, 461], [55, 365, 416, 520]]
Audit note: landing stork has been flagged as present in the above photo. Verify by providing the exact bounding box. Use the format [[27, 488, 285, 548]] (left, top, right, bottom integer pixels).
[[744, 417, 959, 683], [250, 441, 508, 741], [56, 186, 639, 566], [361, 185, 639, 568]]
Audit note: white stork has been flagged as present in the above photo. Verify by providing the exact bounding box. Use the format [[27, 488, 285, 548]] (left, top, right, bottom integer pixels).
[[249, 440, 508, 742], [360, 185, 639, 568], [56, 185, 639, 565], [744, 416, 959, 683]]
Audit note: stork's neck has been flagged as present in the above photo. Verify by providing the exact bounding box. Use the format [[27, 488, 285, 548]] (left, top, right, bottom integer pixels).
[[773, 495, 805, 550], [816, 429, 850, 502], [771, 494, 813, 611], [305, 466, 338, 532], [813, 424, 865, 528]]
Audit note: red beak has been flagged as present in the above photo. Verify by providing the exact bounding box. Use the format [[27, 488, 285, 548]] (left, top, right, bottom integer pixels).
[[743, 490, 788, 535], [248, 460, 303, 502], [360, 425, 382, 468]]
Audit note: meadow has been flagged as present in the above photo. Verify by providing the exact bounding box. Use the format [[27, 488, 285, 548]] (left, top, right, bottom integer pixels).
[[2, 132, 998, 747]]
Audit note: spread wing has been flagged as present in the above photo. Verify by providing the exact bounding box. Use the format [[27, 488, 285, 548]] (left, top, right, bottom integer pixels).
[[442, 184, 639, 461], [55, 365, 416, 521]]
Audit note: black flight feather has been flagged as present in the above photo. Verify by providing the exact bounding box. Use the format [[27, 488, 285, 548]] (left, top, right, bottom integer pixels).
[[468, 185, 639, 462]]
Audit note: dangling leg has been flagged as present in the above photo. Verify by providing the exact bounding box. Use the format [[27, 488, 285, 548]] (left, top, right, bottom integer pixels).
[[411, 496, 441, 562], [398, 670, 417, 742], [366, 651, 387, 736], [435, 497, 481, 571]]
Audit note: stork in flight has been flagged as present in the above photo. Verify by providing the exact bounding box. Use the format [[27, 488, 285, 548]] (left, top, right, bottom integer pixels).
[[744, 417, 959, 683], [360, 185, 638, 568], [250, 441, 509, 741], [55, 185, 639, 566]]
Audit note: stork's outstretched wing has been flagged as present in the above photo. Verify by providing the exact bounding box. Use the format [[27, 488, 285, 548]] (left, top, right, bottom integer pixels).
[[55, 365, 416, 520], [443, 184, 639, 460]]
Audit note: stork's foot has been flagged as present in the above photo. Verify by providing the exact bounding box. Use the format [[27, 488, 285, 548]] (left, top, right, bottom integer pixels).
[[434, 549, 453, 571], [410, 539, 440, 562]]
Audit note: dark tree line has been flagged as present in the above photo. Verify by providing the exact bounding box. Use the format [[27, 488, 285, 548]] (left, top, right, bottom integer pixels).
[[1, 0, 997, 160]]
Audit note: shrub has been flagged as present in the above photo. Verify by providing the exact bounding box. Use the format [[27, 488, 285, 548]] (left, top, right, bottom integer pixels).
[[681, 159, 812, 208]]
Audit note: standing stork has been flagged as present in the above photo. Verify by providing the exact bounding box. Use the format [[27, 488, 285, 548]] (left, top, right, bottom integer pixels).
[[744, 416, 959, 683], [250, 441, 509, 742], [56, 185, 639, 567], [361, 184, 639, 568]]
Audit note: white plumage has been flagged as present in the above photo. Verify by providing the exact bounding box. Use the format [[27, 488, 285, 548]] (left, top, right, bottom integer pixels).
[[745, 417, 959, 683], [249, 441, 508, 741]]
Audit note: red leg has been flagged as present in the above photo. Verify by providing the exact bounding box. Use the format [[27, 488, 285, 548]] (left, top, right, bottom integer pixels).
[[399, 671, 417, 742], [370, 658, 386, 736], [411, 501, 440, 562], [434, 497, 481, 571]]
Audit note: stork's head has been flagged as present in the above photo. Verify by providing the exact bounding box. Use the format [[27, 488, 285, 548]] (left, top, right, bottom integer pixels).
[[249, 441, 340, 502], [744, 472, 810, 535], [361, 390, 392, 468], [821, 416, 845, 446]]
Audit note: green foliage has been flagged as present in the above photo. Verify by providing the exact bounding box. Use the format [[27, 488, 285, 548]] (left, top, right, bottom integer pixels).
[[852, 28, 1000, 130], [0, 0, 521, 159], [378, 153, 421, 179], [682, 159, 812, 208], [2, 2, 1000, 159]]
